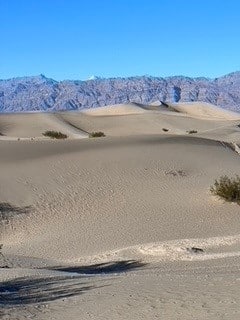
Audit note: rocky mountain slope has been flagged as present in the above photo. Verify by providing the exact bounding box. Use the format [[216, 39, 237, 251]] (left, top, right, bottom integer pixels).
[[1, 72, 240, 112]]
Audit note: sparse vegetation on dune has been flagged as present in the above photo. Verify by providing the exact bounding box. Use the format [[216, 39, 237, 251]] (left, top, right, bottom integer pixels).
[[210, 175, 240, 204], [162, 128, 169, 132], [42, 130, 68, 139], [89, 131, 105, 138]]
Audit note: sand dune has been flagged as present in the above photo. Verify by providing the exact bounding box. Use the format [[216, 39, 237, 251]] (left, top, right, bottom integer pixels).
[[1, 101, 240, 141], [61, 103, 240, 141], [83, 101, 240, 120], [1, 135, 240, 259], [169, 101, 240, 120], [82, 102, 150, 116], [0, 112, 88, 140], [1, 103, 240, 319]]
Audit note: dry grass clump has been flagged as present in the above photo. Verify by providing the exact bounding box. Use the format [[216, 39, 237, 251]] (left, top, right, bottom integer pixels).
[[210, 175, 240, 203], [89, 131, 105, 138], [187, 130, 198, 134], [42, 130, 68, 139]]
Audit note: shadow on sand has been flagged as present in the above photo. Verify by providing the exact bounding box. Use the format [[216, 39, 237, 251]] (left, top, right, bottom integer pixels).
[[0, 276, 96, 306], [0, 260, 145, 306], [50, 259, 146, 275]]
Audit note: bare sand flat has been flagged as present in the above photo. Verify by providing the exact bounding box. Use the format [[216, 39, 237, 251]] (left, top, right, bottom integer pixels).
[[1, 102, 240, 319]]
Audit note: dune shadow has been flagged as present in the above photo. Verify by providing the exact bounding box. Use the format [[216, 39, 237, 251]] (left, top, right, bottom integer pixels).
[[50, 260, 146, 275], [0, 276, 97, 306], [0, 203, 31, 221]]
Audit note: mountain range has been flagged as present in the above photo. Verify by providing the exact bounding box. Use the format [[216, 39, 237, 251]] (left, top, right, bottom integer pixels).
[[1, 72, 240, 112]]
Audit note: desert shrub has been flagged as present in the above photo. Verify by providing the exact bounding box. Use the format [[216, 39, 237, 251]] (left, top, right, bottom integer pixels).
[[162, 128, 169, 132], [0, 133, 4, 136], [187, 130, 198, 134], [42, 130, 68, 139], [210, 175, 240, 203], [0, 202, 31, 221], [89, 131, 105, 138]]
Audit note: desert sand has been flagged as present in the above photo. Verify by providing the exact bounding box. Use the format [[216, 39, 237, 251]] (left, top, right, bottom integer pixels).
[[1, 102, 240, 319]]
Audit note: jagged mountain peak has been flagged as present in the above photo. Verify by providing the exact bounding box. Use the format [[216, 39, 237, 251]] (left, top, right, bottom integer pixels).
[[0, 74, 57, 85]]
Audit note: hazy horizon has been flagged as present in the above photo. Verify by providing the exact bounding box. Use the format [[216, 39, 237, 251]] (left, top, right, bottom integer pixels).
[[1, 70, 240, 82]]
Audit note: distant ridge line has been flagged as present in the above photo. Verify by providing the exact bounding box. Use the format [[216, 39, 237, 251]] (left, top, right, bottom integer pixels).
[[1, 71, 240, 112]]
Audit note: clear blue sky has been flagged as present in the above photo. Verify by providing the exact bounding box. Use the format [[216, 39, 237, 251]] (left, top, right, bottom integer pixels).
[[1, 0, 240, 80]]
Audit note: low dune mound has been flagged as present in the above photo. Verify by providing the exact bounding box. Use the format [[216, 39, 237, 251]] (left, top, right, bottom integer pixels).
[[168, 101, 240, 120], [0, 112, 88, 140], [82, 103, 149, 116]]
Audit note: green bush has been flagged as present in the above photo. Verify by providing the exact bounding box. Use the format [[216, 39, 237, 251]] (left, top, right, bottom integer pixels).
[[89, 131, 105, 138], [42, 130, 68, 139], [210, 175, 240, 203]]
